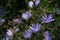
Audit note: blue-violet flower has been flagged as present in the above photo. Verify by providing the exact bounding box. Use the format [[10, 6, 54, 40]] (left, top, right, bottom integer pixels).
[[23, 30, 32, 39], [30, 23, 41, 33], [43, 30, 52, 40], [41, 14, 54, 23], [22, 11, 32, 20]]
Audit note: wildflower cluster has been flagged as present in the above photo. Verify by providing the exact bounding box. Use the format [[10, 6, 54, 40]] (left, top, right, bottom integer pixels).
[[0, 0, 59, 40]]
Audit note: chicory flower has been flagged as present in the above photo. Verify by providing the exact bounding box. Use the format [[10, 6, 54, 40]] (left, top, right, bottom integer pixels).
[[43, 30, 52, 40], [13, 19, 20, 24], [41, 14, 54, 23], [13, 18, 23, 24], [35, 0, 40, 6], [28, 1, 34, 8], [6, 29, 13, 36], [30, 23, 41, 33], [6, 28, 13, 40], [28, 0, 40, 8], [22, 11, 32, 20], [23, 30, 32, 39]]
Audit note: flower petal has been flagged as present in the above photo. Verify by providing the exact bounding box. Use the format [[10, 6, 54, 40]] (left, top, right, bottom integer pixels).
[[28, 1, 34, 8], [47, 14, 53, 20], [35, 0, 40, 6], [23, 30, 32, 39]]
